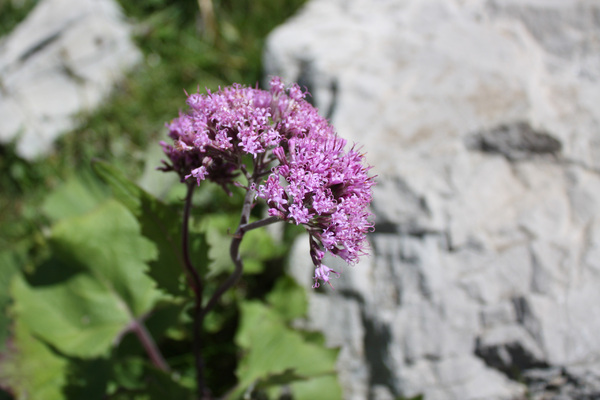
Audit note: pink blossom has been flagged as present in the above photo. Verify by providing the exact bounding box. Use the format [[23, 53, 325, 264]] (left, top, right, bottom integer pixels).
[[161, 77, 375, 288], [312, 265, 340, 289]]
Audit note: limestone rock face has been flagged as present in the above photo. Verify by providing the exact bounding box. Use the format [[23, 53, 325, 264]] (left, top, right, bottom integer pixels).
[[265, 1, 600, 399], [0, 0, 141, 159]]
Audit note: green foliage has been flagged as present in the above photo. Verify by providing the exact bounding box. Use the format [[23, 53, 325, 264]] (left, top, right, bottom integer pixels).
[[0, 0, 39, 37], [41, 168, 110, 222], [1, 171, 179, 396], [92, 159, 195, 297], [0, 162, 340, 398], [0, 251, 20, 350], [0, 318, 68, 400], [13, 200, 162, 358], [0, 1, 345, 399], [200, 213, 286, 277], [266, 276, 308, 322], [0, 0, 306, 247], [233, 301, 342, 400]]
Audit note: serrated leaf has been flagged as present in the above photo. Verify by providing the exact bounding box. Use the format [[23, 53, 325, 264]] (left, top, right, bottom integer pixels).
[[92, 159, 201, 297], [13, 200, 162, 358], [232, 301, 340, 399], [199, 214, 236, 277]]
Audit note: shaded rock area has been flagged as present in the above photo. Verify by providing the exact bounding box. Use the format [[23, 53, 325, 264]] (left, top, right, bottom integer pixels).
[[466, 122, 562, 161], [265, 0, 600, 399], [0, 0, 141, 159], [522, 368, 600, 400]]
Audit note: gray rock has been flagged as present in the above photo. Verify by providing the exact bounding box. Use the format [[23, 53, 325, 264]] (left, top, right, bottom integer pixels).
[[0, 0, 141, 159], [266, 0, 600, 399], [522, 367, 600, 400]]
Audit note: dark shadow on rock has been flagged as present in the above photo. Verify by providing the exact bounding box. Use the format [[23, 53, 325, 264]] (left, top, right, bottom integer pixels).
[[466, 121, 562, 161], [474, 339, 549, 381]]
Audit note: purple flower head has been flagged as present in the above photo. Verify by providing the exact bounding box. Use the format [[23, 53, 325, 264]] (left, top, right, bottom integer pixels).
[[161, 77, 375, 288]]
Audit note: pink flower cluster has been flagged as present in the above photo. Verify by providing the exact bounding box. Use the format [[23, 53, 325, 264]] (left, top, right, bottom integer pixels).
[[161, 77, 374, 288]]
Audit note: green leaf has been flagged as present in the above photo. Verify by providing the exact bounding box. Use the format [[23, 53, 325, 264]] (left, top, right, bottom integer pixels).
[[13, 273, 131, 358], [232, 301, 341, 399], [0, 315, 68, 400], [266, 275, 307, 322], [290, 375, 343, 400], [200, 214, 284, 277], [241, 222, 284, 274], [51, 199, 160, 316], [13, 200, 162, 358], [254, 368, 307, 389], [41, 169, 110, 222], [91, 160, 144, 214], [198, 214, 236, 277], [92, 159, 200, 297]]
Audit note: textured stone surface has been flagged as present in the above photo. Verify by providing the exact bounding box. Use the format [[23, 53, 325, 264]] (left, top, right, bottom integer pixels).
[[0, 0, 141, 159], [266, 0, 600, 399]]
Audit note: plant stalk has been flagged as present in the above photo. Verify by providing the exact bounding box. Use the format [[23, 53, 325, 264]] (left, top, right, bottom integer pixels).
[[183, 161, 281, 398], [182, 183, 203, 297], [130, 318, 170, 372], [181, 183, 210, 399], [199, 187, 256, 320]]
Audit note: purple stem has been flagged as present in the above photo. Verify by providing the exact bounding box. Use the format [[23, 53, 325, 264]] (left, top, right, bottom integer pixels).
[[181, 183, 210, 399], [200, 202, 280, 320], [183, 154, 281, 398], [130, 318, 170, 372], [182, 183, 203, 297]]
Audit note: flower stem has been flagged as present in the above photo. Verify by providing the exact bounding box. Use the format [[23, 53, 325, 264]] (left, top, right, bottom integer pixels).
[[199, 187, 255, 320], [200, 200, 281, 320], [181, 183, 210, 399], [239, 216, 281, 233], [182, 183, 203, 297], [183, 174, 281, 398]]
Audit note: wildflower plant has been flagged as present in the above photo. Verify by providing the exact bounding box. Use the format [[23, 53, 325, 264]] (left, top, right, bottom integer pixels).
[[0, 77, 373, 400], [162, 77, 374, 286], [159, 77, 374, 397]]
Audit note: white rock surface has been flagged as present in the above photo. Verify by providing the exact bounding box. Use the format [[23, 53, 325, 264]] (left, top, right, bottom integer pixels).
[[266, 0, 600, 399], [0, 0, 141, 159]]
